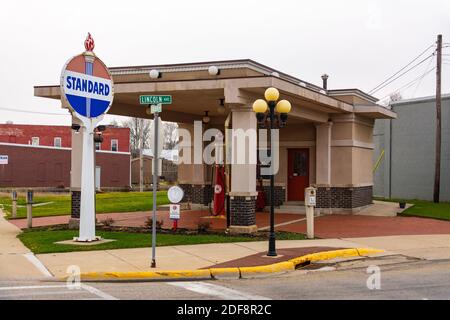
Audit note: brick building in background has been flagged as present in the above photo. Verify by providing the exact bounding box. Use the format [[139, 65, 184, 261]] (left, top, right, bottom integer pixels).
[[0, 123, 131, 189]]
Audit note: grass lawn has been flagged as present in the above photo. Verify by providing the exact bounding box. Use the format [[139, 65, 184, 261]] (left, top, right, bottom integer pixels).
[[18, 229, 307, 254], [375, 197, 450, 221], [0, 191, 169, 219]]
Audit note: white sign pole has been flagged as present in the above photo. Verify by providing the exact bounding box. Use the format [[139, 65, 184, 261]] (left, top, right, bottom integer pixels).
[[77, 116, 102, 241]]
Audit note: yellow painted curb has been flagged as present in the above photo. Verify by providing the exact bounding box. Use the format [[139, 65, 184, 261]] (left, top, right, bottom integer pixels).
[[77, 269, 211, 281], [289, 248, 384, 266], [72, 247, 383, 281], [239, 261, 295, 278], [209, 267, 240, 280]]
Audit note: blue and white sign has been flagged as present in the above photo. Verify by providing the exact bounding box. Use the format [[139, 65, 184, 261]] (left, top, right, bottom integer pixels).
[[60, 53, 114, 119]]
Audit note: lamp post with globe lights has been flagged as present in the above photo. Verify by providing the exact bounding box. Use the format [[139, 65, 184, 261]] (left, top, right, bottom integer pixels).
[[253, 87, 291, 256]]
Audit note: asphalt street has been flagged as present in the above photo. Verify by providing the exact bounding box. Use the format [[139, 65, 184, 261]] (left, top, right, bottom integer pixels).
[[1, 256, 449, 300]]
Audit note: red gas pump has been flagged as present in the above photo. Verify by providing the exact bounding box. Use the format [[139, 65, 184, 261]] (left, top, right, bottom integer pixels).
[[213, 165, 225, 216]]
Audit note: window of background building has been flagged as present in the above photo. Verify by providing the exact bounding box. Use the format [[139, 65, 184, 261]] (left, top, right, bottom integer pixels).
[[111, 139, 118, 152], [95, 142, 101, 150], [31, 137, 39, 146], [54, 137, 62, 148]]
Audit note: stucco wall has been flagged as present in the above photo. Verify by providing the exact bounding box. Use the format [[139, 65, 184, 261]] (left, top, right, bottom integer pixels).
[[373, 96, 450, 201]]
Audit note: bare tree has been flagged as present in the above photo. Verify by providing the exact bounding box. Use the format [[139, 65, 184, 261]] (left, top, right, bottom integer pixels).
[[122, 117, 152, 158], [162, 121, 178, 150], [389, 92, 403, 103]]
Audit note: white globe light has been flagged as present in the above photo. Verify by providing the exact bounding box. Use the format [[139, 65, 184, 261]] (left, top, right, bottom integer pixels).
[[299, 82, 306, 87], [149, 69, 160, 79], [208, 65, 219, 76], [271, 72, 280, 77]]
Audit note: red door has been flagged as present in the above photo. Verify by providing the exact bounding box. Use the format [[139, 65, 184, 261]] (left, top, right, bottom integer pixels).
[[287, 149, 309, 201]]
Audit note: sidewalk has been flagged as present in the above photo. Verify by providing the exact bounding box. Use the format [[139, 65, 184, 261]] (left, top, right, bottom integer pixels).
[[36, 239, 366, 278], [0, 210, 49, 279], [34, 234, 450, 278]]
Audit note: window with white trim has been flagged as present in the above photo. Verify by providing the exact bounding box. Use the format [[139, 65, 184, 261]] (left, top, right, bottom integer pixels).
[[54, 137, 62, 148], [95, 142, 101, 151], [111, 139, 118, 152], [31, 137, 39, 146]]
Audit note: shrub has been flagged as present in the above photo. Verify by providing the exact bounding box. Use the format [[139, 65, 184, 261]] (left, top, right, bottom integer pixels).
[[145, 217, 164, 230], [102, 217, 115, 227], [197, 221, 211, 233]]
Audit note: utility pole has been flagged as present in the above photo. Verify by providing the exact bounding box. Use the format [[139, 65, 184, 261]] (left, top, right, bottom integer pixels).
[[433, 34, 442, 203], [139, 119, 145, 192]]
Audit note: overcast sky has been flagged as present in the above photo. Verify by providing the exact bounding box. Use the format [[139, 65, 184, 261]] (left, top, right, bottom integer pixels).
[[0, 0, 449, 125]]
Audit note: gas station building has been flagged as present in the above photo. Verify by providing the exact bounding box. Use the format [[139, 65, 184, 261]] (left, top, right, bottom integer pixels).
[[35, 59, 396, 233]]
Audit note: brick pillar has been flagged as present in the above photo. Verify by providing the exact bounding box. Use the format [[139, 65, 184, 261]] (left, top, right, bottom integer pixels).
[[230, 195, 256, 227]]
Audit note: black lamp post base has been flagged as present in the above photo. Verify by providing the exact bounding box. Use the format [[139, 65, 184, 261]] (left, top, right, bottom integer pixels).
[[267, 234, 277, 257]]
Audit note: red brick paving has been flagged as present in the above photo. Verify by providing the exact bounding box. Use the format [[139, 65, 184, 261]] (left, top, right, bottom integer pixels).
[[9, 210, 450, 238], [205, 247, 342, 269], [277, 214, 450, 238]]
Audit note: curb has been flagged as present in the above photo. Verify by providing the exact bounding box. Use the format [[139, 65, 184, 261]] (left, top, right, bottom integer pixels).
[[67, 248, 384, 282]]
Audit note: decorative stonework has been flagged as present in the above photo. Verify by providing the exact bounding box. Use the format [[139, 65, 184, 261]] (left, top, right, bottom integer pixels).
[[71, 190, 81, 218], [316, 186, 373, 209], [179, 184, 213, 206], [230, 196, 256, 226], [262, 185, 286, 207]]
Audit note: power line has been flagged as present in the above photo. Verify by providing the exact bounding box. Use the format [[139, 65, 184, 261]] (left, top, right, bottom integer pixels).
[[369, 44, 435, 94], [412, 54, 435, 97], [378, 66, 436, 103], [0, 106, 69, 116], [369, 53, 434, 95]]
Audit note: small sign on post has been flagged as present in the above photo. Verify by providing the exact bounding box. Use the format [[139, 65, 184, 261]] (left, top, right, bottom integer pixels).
[[168, 186, 184, 232], [151, 104, 162, 114], [169, 204, 181, 220]]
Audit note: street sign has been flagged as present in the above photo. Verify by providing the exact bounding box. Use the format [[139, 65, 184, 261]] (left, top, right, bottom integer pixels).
[[0, 155, 8, 165], [169, 204, 181, 220], [151, 104, 162, 114], [140, 95, 172, 105]]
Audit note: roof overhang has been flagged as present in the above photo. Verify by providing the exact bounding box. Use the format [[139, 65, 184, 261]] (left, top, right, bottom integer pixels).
[[353, 105, 397, 119]]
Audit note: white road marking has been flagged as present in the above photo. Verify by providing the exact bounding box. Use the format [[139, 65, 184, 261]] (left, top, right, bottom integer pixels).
[[258, 218, 306, 231], [0, 284, 117, 300], [169, 282, 271, 300], [0, 290, 82, 298], [80, 284, 118, 300], [258, 213, 323, 231], [23, 253, 53, 277], [0, 285, 66, 291]]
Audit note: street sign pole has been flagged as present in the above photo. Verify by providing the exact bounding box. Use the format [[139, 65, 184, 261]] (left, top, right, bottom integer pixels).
[[151, 111, 159, 268]]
